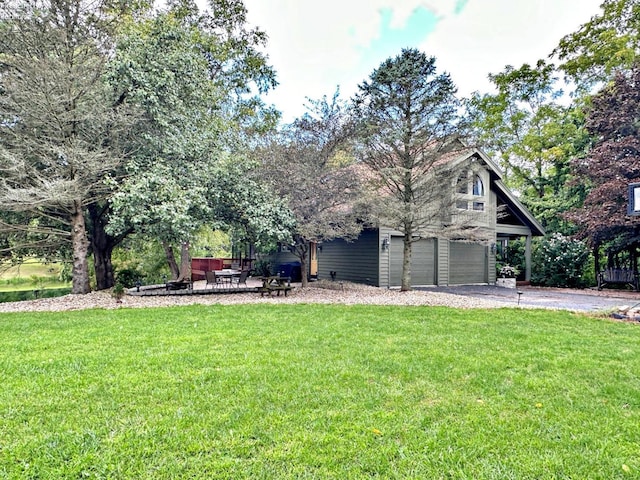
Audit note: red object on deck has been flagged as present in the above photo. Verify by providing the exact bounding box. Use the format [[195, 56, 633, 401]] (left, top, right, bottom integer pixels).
[[191, 258, 224, 280]]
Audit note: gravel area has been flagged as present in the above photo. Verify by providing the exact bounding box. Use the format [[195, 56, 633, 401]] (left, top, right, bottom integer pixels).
[[0, 280, 511, 313]]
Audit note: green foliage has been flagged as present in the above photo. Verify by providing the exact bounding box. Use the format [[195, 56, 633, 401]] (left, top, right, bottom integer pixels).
[[190, 228, 232, 258], [106, 3, 282, 250], [532, 233, 592, 287], [111, 283, 125, 300], [0, 259, 71, 293], [58, 262, 73, 283], [467, 61, 590, 235], [0, 0, 139, 294], [497, 238, 526, 281], [1, 305, 639, 477], [256, 89, 362, 288], [207, 154, 295, 248], [112, 240, 171, 285], [565, 65, 640, 254], [554, 0, 640, 88], [252, 259, 273, 277], [114, 268, 142, 289], [0, 287, 71, 303]]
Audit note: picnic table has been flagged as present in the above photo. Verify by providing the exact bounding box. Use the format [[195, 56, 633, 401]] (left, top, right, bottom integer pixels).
[[258, 275, 293, 296]]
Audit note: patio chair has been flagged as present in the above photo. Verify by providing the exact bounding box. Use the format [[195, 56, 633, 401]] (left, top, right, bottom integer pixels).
[[230, 269, 249, 288], [205, 270, 224, 289]]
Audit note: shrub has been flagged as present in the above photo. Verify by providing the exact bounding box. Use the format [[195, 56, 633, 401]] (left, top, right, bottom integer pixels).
[[112, 241, 171, 285], [498, 265, 518, 278], [497, 238, 526, 280], [58, 262, 73, 283], [114, 267, 143, 288], [253, 259, 272, 277], [532, 234, 591, 288], [0, 287, 72, 303]]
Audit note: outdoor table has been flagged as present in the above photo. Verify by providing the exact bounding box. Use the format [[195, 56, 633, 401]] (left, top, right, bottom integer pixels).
[[258, 275, 292, 296], [215, 269, 241, 286]]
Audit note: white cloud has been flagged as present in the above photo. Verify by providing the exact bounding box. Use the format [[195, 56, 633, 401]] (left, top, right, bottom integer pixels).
[[233, 0, 603, 122], [421, 0, 602, 97]]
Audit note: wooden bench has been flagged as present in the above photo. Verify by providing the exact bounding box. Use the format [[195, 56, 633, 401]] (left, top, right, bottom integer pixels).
[[258, 276, 293, 297], [597, 268, 639, 291]]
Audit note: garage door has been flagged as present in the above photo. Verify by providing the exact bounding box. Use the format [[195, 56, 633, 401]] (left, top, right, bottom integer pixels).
[[390, 237, 435, 286], [449, 242, 487, 285]]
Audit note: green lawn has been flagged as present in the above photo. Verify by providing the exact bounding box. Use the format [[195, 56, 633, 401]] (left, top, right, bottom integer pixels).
[[0, 259, 69, 293], [1, 304, 638, 479]]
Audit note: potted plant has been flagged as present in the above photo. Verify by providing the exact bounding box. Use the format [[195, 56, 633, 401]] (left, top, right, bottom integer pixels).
[[496, 265, 518, 288]]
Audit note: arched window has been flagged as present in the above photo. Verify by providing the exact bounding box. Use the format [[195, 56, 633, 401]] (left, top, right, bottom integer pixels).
[[472, 175, 484, 196]]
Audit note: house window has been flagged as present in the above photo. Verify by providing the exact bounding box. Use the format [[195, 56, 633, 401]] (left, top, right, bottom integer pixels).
[[457, 200, 468, 210], [457, 172, 468, 194], [473, 201, 485, 211], [473, 175, 484, 196]]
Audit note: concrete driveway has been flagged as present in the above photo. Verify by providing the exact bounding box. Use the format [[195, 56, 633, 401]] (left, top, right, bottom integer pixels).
[[418, 284, 640, 312]]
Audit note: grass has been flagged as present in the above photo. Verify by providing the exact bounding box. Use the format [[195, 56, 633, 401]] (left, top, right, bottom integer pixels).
[[0, 304, 639, 479], [0, 260, 70, 302]]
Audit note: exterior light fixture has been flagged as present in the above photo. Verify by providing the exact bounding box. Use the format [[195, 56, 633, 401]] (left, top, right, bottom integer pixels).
[[381, 238, 389, 251]]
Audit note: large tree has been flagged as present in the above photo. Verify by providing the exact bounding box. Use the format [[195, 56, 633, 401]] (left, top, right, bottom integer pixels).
[[353, 48, 474, 291], [554, 0, 640, 89], [566, 65, 640, 269], [0, 0, 136, 293], [105, 0, 283, 281], [257, 91, 363, 288], [467, 61, 590, 233]]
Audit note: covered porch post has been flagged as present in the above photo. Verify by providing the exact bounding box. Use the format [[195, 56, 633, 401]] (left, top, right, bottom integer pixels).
[[525, 234, 532, 282], [496, 225, 537, 283]]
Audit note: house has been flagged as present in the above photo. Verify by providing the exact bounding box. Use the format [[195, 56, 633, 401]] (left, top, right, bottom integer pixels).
[[270, 147, 545, 287]]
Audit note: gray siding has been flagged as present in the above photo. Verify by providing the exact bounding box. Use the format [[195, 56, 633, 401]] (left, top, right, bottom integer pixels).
[[317, 229, 379, 285], [378, 228, 393, 288], [436, 238, 449, 286], [449, 242, 488, 284]]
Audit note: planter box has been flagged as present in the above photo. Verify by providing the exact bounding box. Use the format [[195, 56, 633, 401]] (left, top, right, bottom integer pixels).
[[496, 277, 517, 289]]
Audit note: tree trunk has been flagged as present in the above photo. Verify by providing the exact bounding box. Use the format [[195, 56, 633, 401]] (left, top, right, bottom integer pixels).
[[179, 242, 191, 279], [163, 242, 180, 279], [93, 246, 114, 290], [88, 204, 115, 290], [296, 242, 309, 288], [70, 202, 91, 294], [401, 232, 412, 291]]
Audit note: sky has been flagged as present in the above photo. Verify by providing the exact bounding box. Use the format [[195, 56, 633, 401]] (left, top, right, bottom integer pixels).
[[231, 0, 604, 123]]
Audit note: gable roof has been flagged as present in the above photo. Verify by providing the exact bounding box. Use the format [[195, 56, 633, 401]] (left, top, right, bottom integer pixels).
[[493, 180, 546, 236], [450, 147, 545, 237], [354, 140, 546, 237]]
